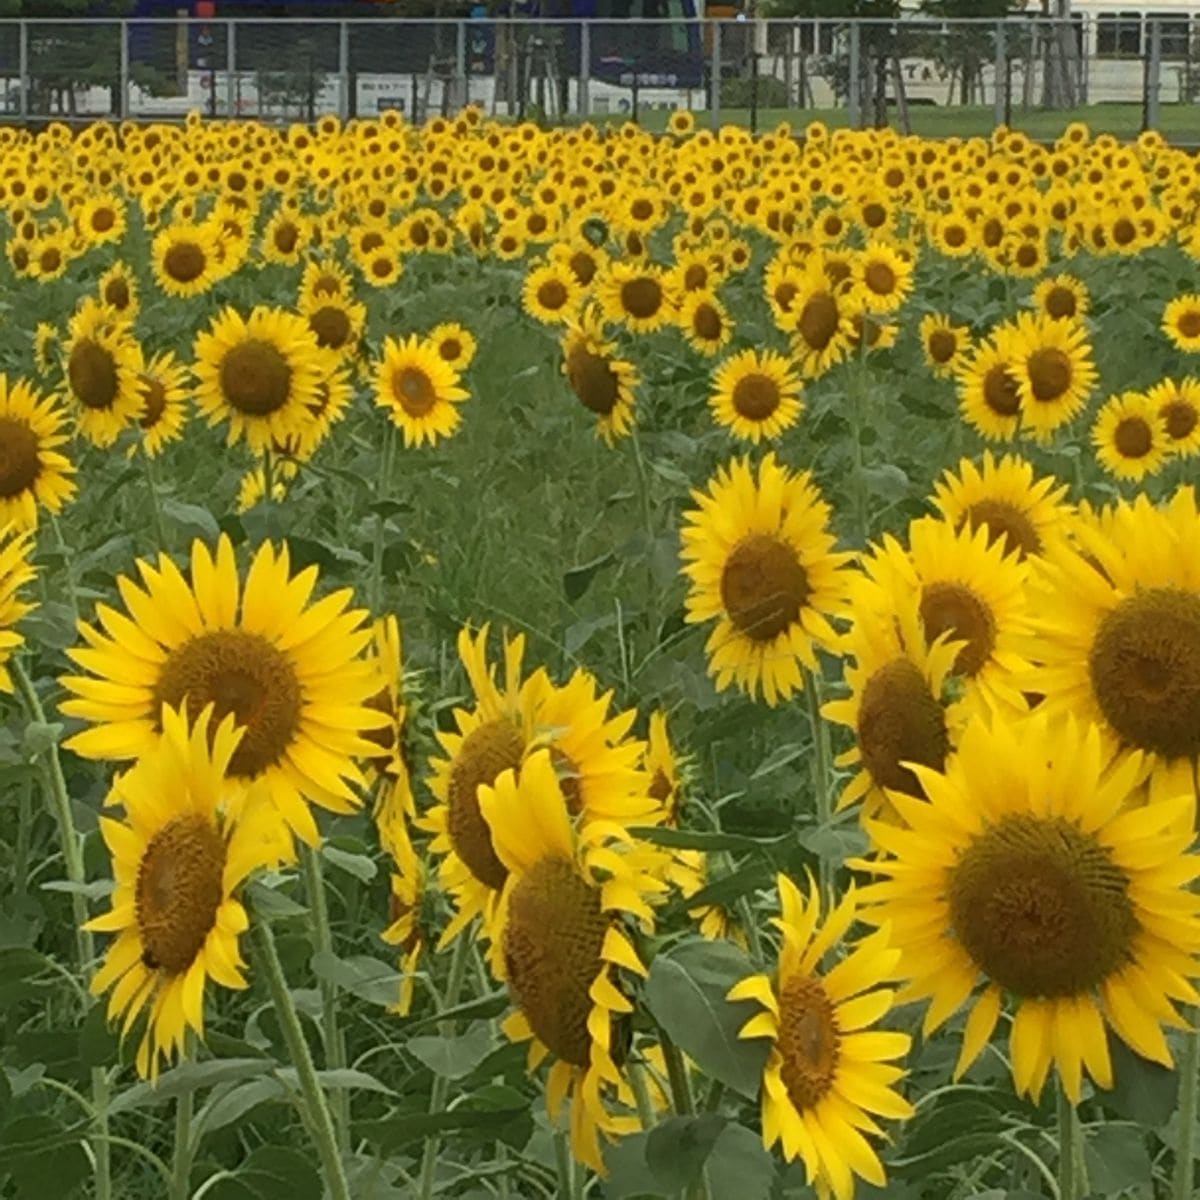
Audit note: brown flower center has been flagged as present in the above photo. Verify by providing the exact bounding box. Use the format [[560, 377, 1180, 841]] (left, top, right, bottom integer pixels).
[[1162, 399, 1197, 441], [920, 581, 996, 678], [274, 222, 299, 254], [731, 372, 781, 422], [1112, 217, 1137, 247], [69, 339, 118, 411], [857, 658, 949, 798], [720, 533, 810, 643], [438, 337, 463, 363], [1027, 348, 1072, 403], [164, 240, 207, 284], [221, 340, 292, 417], [797, 293, 839, 351], [928, 329, 957, 364], [959, 499, 1042, 559], [777, 975, 839, 1111], [864, 261, 896, 296], [566, 343, 620, 417], [1178, 310, 1200, 339], [104, 276, 131, 310], [983, 365, 1021, 417], [536, 280, 569, 311], [0, 417, 41, 497], [692, 303, 722, 342], [620, 277, 663, 320], [309, 305, 352, 350], [91, 207, 116, 233], [568, 251, 597, 286], [1114, 416, 1152, 459], [139, 375, 167, 429], [1044, 286, 1077, 319]]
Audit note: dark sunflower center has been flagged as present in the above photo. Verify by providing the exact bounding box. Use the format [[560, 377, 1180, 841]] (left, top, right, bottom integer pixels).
[[361, 687, 397, 769], [136, 813, 226, 975], [621, 278, 662, 320], [221, 340, 292, 417], [447, 718, 524, 891], [504, 856, 608, 1067], [566, 344, 619, 416], [0, 416, 42, 497], [313, 273, 341, 297], [1163, 400, 1198, 441], [774, 281, 798, 312], [104, 277, 131, 309], [797, 293, 839, 350], [720, 533, 810, 643], [648, 768, 673, 805], [949, 814, 1137, 997], [777, 975, 840, 1111], [153, 630, 303, 778], [862, 201, 887, 228], [1112, 217, 1137, 246], [1179, 311, 1200, 339], [1027, 348, 1072, 403], [438, 338, 462, 363], [692, 303, 722, 341], [944, 223, 967, 248], [1089, 587, 1200, 759], [1113, 416, 1153, 458], [392, 367, 437, 417], [920, 581, 996, 678], [40, 248, 61, 273], [864, 261, 896, 295], [856, 658, 949, 797], [568, 251, 596, 285], [139, 376, 167, 428], [537, 280, 569, 311], [91, 207, 116, 232], [370, 255, 395, 280], [928, 329, 957, 364], [309, 305, 352, 349], [1015, 243, 1040, 269], [274, 223, 299, 254], [983, 365, 1021, 417], [732, 372, 782, 421], [960, 499, 1042, 559], [69, 340, 118, 411], [1044, 286, 1077, 319], [164, 241, 206, 284]]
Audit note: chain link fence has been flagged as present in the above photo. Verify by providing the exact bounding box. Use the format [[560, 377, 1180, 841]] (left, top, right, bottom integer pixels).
[[0, 14, 1196, 136]]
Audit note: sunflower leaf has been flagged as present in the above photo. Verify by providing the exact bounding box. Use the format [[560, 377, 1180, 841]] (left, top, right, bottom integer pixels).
[[564, 551, 616, 602]]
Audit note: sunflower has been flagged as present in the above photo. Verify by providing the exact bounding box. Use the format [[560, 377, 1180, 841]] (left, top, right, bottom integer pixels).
[[852, 714, 1200, 1105], [0, 523, 36, 693], [597, 261, 675, 334], [0, 374, 77, 529], [32, 323, 58, 378], [59, 535, 387, 847], [1163, 295, 1200, 352], [481, 748, 665, 1173], [379, 809, 427, 1018], [261, 210, 310, 266], [1007, 312, 1097, 442], [300, 291, 365, 360], [429, 322, 477, 372], [300, 257, 353, 305], [855, 241, 913, 314], [779, 259, 854, 379], [709, 349, 804, 444], [1148, 377, 1200, 457], [85, 705, 292, 1080], [919, 313, 970, 378], [679, 290, 733, 357], [63, 300, 146, 448], [77, 192, 127, 247], [1092, 391, 1169, 482], [152, 223, 221, 298], [97, 262, 140, 323], [727, 875, 913, 1200], [364, 615, 414, 821], [1033, 273, 1089, 322], [1023, 487, 1200, 795], [522, 261, 583, 326], [374, 334, 469, 449], [667, 109, 696, 137], [855, 516, 1032, 717], [133, 351, 190, 458], [561, 306, 639, 446], [680, 453, 852, 706], [930, 451, 1071, 560], [956, 331, 1023, 442], [236, 458, 300, 512], [193, 306, 323, 453]]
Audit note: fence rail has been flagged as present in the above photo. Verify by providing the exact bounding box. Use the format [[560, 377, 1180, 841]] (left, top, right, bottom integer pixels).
[[0, 15, 1197, 133]]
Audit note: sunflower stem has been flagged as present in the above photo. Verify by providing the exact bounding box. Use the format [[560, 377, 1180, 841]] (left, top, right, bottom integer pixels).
[[629, 429, 659, 649], [1055, 1086, 1084, 1200], [660, 1033, 695, 1116], [250, 913, 351, 1200], [417, 933, 474, 1200], [140, 449, 168, 550], [262, 446, 275, 507], [47, 512, 80, 624], [553, 1128, 580, 1200], [1173, 1017, 1200, 1200], [170, 1037, 195, 1200], [370, 422, 397, 615], [630, 1063, 658, 1131], [804, 669, 834, 899], [300, 844, 350, 1152]]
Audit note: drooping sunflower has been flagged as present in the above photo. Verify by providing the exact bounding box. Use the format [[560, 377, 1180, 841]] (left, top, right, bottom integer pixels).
[[1091, 391, 1169, 482], [63, 300, 146, 449], [364, 615, 415, 823], [1009, 312, 1097, 442], [709, 348, 804, 444], [597, 261, 675, 335], [374, 334, 470, 448], [85, 705, 292, 1079], [1147, 377, 1200, 458], [97, 262, 140, 323], [561, 306, 639, 446], [152, 223, 222, 298], [379, 809, 427, 1018], [193, 306, 323, 453], [0, 373, 77, 529], [1033, 273, 1089, 322], [852, 714, 1200, 1105], [678, 289, 733, 357], [133, 351, 191, 458], [0, 522, 37, 693], [680, 453, 853, 706], [919, 313, 971, 378], [429, 322, 477, 372], [481, 749, 665, 1173], [727, 875, 913, 1200], [1163, 294, 1200, 353], [956, 331, 1023, 442], [60, 535, 387, 847], [854, 516, 1032, 718], [1023, 487, 1200, 797], [930, 451, 1072, 561]]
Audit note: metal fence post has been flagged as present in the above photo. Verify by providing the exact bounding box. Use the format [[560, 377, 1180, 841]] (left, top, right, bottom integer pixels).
[[710, 20, 721, 130], [18, 19, 28, 122], [119, 19, 129, 120], [455, 20, 467, 111], [847, 21, 861, 128], [1144, 18, 1162, 131], [579, 20, 590, 119], [993, 21, 1006, 129], [226, 19, 236, 118], [338, 20, 349, 120]]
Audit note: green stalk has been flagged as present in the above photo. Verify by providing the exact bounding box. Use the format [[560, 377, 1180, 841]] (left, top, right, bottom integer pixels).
[[370, 423, 396, 615], [1173, 1017, 1199, 1200], [300, 844, 349, 1151], [262, 445, 275, 507], [629, 430, 658, 648], [1056, 1086, 1082, 1200], [47, 513, 79, 623], [553, 1129, 580, 1200], [660, 1034, 695, 1117], [11, 658, 111, 1200], [170, 1037, 195, 1200], [417, 934, 474, 1200], [630, 1063, 658, 1132], [250, 915, 351, 1200], [140, 450, 168, 550]]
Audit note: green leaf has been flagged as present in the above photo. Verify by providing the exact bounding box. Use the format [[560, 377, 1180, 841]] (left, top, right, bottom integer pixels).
[[280, 1067, 393, 1095], [321, 845, 377, 883], [200, 1077, 286, 1134], [310, 951, 402, 1008], [628, 826, 791, 854], [1083, 1123, 1152, 1194], [891, 1132, 1004, 1180], [162, 498, 221, 542], [750, 742, 806, 780], [206, 1145, 323, 1200], [407, 988, 509, 1031], [246, 879, 307, 920], [0, 1116, 90, 1198], [563, 551, 616, 602], [1101, 1036, 1178, 1129], [21, 722, 62, 758], [704, 1122, 776, 1200], [645, 1115, 726, 1191], [78, 1001, 119, 1068], [603, 1132, 663, 1199], [861, 463, 912, 500], [643, 939, 769, 1099], [899, 1096, 1008, 1160], [108, 1058, 273, 1116], [408, 1025, 497, 1080]]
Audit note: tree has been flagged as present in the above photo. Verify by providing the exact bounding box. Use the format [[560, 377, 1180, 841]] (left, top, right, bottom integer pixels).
[[919, 0, 1025, 105]]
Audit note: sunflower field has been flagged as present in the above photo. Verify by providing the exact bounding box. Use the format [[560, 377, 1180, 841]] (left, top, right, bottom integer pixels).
[[1, 103, 1200, 1200]]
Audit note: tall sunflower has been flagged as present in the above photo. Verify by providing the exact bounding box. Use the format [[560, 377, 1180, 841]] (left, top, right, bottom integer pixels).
[[481, 749, 666, 1173], [680, 453, 852, 706], [1147, 377, 1200, 458], [0, 523, 36, 694], [1163, 294, 1200, 353], [133, 351, 191, 458], [728, 875, 913, 1200], [60, 535, 387, 847], [97, 262, 140, 322], [152, 222, 222, 298], [374, 334, 470, 448], [852, 714, 1200, 1104], [0, 373, 77, 529], [919, 313, 970, 379], [956, 332, 1023, 442], [597, 261, 675, 334], [561, 306, 639, 445], [1009, 312, 1097, 442], [1091, 391, 1169, 482], [1033, 273, 1089, 323], [429, 322, 477, 372], [678, 289, 733, 357], [63, 300, 146, 448], [85, 705, 292, 1079], [709, 349, 804, 444]]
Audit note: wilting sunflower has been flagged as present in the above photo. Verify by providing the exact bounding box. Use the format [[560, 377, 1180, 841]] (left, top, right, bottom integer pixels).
[[380, 810, 427, 1017], [957, 332, 1023, 442], [374, 334, 469, 449], [1092, 391, 1169, 482], [728, 875, 913, 1200], [60, 535, 387, 846], [0, 523, 37, 693], [63, 301, 145, 449], [680, 453, 852, 706], [678, 289, 733, 357], [1147, 377, 1200, 458], [152, 223, 221, 298], [522, 261, 583, 326], [300, 291, 365, 360], [852, 714, 1200, 1104], [561, 306, 639, 445], [86, 706, 291, 1079], [1163, 294, 1200, 352], [97, 262, 140, 323], [1023, 487, 1200, 797], [709, 348, 804, 444], [364, 615, 415, 822], [133, 351, 190, 458], [481, 749, 666, 1173], [429, 322, 477, 371], [919, 313, 971, 378], [1033, 273, 1089, 322], [930, 451, 1071, 561], [1009, 312, 1097, 442], [0, 374, 77, 529], [193, 306, 323, 453], [597, 261, 675, 334]]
